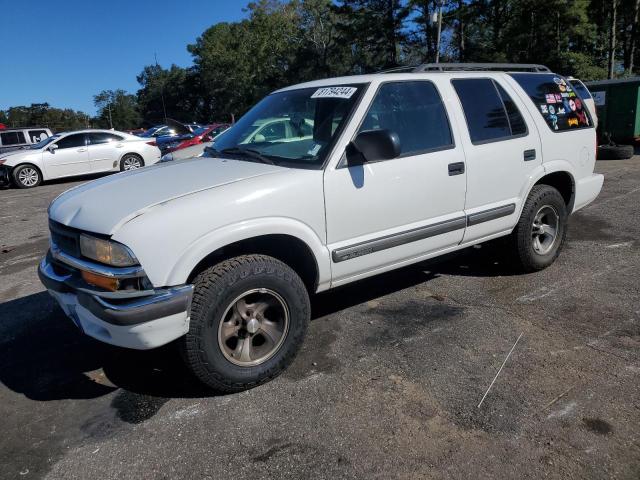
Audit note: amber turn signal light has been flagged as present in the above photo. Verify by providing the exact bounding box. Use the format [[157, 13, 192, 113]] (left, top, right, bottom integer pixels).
[[81, 271, 119, 291]]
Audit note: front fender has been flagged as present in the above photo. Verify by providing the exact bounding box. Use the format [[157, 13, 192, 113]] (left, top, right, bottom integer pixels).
[[165, 217, 331, 290]]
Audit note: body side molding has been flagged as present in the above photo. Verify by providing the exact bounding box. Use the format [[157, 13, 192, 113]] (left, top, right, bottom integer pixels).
[[331, 202, 517, 263]]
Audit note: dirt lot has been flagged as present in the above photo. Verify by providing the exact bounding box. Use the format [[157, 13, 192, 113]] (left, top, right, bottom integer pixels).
[[1, 159, 639, 479]]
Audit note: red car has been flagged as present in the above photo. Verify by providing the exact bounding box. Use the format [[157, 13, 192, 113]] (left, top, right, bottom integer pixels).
[[165, 123, 230, 153]]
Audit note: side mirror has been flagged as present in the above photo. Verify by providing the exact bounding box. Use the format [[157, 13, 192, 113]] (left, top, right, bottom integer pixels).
[[48, 144, 58, 152], [346, 129, 401, 165]]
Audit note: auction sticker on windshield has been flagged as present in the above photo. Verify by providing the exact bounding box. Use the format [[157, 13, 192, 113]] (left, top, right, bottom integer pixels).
[[311, 86, 358, 99]]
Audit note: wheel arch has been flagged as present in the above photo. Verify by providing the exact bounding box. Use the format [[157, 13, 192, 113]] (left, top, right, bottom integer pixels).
[[160, 218, 331, 293], [521, 162, 576, 215], [187, 234, 321, 293], [533, 170, 575, 212], [11, 162, 44, 184], [119, 151, 144, 169]]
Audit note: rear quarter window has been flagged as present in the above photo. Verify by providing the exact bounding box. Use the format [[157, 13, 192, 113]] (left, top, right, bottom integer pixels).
[[509, 73, 593, 132]]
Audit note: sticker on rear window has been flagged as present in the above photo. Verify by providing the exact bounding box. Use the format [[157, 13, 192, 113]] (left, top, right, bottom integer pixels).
[[311, 87, 357, 99]]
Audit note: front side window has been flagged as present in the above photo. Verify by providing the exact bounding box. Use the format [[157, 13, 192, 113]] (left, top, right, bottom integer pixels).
[[206, 84, 365, 168], [510, 73, 593, 131], [88, 132, 123, 145], [358, 81, 453, 157], [55, 134, 86, 149], [1, 131, 26, 146]]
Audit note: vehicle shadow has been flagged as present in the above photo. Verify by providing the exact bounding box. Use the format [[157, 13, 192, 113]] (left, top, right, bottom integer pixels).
[[0, 245, 514, 401]]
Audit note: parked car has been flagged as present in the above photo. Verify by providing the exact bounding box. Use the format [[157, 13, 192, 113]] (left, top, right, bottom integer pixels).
[[0, 129, 161, 188], [160, 142, 213, 162], [39, 64, 602, 393], [237, 117, 313, 144], [163, 123, 230, 154], [0, 127, 53, 154]]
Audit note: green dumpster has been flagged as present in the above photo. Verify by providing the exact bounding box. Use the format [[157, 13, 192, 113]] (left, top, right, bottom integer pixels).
[[586, 77, 640, 143]]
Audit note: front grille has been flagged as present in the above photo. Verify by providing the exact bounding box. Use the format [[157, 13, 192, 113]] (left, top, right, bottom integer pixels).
[[49, 220, 81, 257]]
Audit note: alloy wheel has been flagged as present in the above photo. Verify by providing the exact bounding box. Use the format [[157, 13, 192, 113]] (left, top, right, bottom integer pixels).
[[531, 205, 559, 255], [123, 156, 142, 170], [18, 167, 39, 187], [217, 288, 290, 367]]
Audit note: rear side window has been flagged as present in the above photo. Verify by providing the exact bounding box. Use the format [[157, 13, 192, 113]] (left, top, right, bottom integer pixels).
[[568, 80, 592, 100], [1, 131, 26, 146], [55, 134, 86, 149], [510, 73, 593, 131], [27, 130, 49, 143], [452, 78, 527, 144], [359, 80, 453, 156], [88, 132, 123, 145]]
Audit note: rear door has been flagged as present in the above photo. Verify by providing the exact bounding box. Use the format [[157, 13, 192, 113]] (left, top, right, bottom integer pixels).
[[87, 132, 125, 172], [449, 77, 542, 243], [43, 133, 90, 178]]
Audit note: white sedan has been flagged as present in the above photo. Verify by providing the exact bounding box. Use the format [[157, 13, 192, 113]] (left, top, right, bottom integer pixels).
[[0, 129, 161, 188]]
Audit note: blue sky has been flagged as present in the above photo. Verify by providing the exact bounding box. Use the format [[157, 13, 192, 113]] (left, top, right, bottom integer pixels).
[[0, 1, 249, 115]]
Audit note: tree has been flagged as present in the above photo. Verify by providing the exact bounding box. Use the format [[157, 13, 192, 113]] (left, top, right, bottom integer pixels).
[[188, 0, 301, 120], [333, 0, 410, 71], [93, 90, 141, 130], [3, 104, 90, 131]]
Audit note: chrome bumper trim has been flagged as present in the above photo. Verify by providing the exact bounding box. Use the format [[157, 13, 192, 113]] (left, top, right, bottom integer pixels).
[[51, 241, 146, 279]]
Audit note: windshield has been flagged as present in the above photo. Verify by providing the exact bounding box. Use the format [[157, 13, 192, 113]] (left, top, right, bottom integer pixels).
[[192, 126, 209, 136], [205, 84, 365, 168], [30, 135, 59, 149], [140, 126, 162, 137]]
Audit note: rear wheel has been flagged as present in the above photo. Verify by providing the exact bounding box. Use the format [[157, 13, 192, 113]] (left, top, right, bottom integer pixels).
[[12, 164, 42, 188], [120, 154, 144, 171], [179, 254, 310, 393], [508, 185, 568, 272]]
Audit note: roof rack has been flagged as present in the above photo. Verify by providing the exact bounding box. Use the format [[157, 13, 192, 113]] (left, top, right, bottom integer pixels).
[[379, 63, 550, 73]]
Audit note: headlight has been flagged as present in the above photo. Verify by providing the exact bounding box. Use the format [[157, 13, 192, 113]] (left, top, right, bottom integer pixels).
[[79, 234, 138, 266]]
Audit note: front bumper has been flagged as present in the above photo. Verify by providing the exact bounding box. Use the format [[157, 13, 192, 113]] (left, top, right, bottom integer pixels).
[[0, 166, 10, 187], [38, 252, 193, 349]]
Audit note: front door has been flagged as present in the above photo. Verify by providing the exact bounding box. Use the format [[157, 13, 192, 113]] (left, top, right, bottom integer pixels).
[[43, 133, 89, 179], [324, 79, 468, 285]]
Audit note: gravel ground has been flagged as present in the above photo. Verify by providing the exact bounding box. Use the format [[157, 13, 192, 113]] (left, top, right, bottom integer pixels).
[[0, 160, 639, 479]]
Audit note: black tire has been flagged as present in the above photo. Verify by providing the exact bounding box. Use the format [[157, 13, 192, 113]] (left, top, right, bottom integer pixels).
[[179, 254, 310, 393], [597, 144, 634, 160], [508, 185, 568, 272], [12, 164, 42, 188], [120, 153, 144, 171]]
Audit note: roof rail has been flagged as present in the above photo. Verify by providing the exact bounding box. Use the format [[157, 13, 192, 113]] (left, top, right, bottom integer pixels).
[[412, 63, 550, 73]]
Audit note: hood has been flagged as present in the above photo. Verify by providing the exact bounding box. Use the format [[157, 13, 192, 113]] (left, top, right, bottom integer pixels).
[[48, 157, 285, 235]]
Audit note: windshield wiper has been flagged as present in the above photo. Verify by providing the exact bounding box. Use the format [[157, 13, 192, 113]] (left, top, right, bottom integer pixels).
[[219, 147, 275, 165]]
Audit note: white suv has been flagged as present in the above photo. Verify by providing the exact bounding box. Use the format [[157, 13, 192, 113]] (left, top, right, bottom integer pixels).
[[39, 65, 603, 392]]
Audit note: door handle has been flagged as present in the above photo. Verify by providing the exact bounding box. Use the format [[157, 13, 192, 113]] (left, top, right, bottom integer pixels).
[[448, 162, 465, 176], [523, 149, 536, 161], [77, 148, 87, 152], [115, 143, 124, 148]]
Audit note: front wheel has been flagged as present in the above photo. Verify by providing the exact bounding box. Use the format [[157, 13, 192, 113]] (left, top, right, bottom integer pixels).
[[120, 154, 144, 171], [508, 185, 568, 272], [12, 164, 42, 188], [179, 254, 310, 393]]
